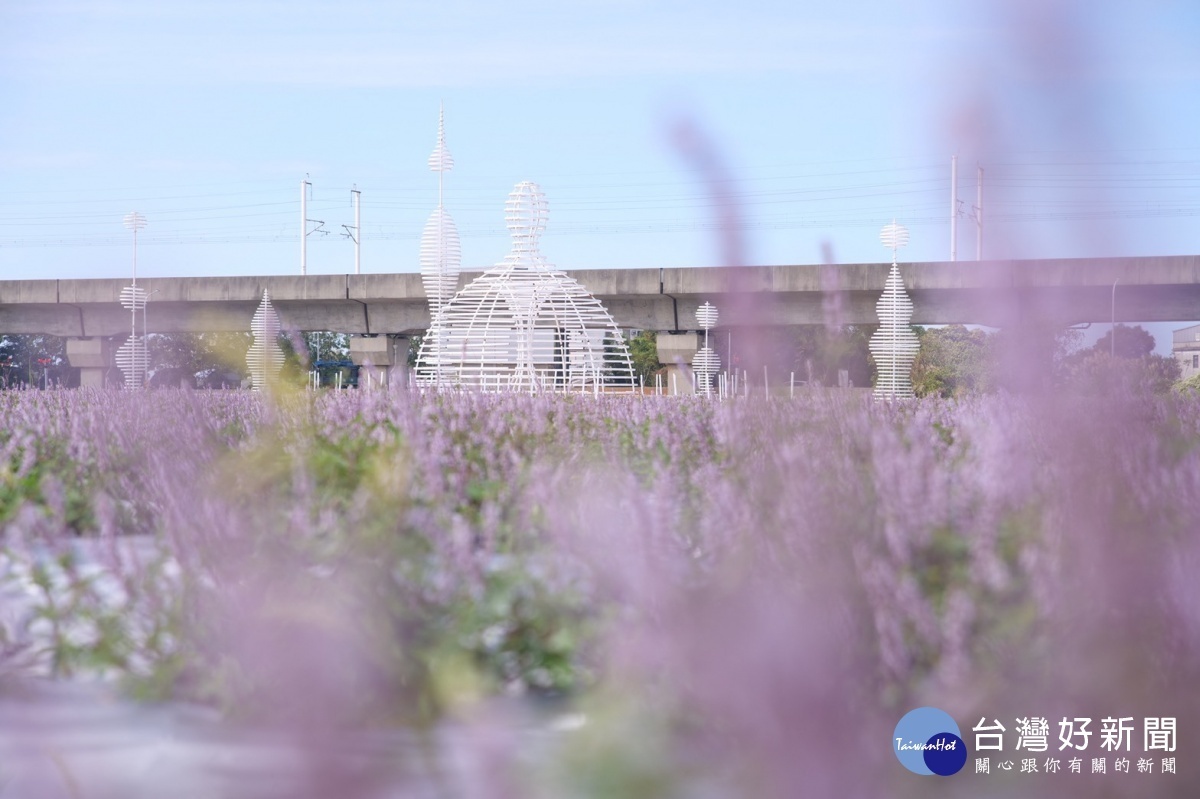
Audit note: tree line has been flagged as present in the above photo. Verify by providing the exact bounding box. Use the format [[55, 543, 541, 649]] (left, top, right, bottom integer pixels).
[[0, 332, 353, 389], [1, 324, 1189, 395], [628, 322, 1189, 396]]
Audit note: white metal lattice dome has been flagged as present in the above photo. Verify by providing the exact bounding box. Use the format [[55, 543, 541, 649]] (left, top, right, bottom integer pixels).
[[415, 181, 635, 393]]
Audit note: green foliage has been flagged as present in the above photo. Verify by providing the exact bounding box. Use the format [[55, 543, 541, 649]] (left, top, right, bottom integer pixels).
[[0, 443, 95, 534], [1061, 351, 1181, 395], [455, 558, 591, 694], [407, 334, 423, 367], [154, 411, 594, 721], [303, 331, 354, 387], [0, 334, 67, 387], [987, 322, 1086, 393], [628, 331, 661, 383], [1174, 371, 1200, 394], [304, 331, 350, 363], [2, 544, 181, 681], [147, 332, 252, 382], [8, 386, 1198, 761], [911, 325, 993, 398], [792, 325, 874, 387], [1091, 323, 1156, 359]]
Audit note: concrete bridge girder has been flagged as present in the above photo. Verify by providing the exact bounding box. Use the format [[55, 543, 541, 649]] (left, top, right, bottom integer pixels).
[[1, 255, 1199, 344]]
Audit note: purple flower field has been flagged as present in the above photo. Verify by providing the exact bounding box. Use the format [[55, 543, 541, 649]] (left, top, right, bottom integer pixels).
[[1, 385, 1198, 796]]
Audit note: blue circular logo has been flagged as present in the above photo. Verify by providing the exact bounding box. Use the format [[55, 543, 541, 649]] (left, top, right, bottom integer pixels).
[[893, 707, 966, 776]]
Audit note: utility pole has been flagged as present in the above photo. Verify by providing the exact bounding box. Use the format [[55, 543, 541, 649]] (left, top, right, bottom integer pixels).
[[301, 179, 308, 276], [300, 178, 326, 275], [343, 188, 361, 275], [950, 155, 958, 262], [976, 164, 984, 260], [1111, 279, 1119, 358]]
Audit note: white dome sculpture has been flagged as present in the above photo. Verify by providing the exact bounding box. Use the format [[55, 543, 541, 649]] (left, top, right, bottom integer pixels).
[[419, 105, 462, 315], [868, 222, 919, 399], [415, 181, 635, 393]]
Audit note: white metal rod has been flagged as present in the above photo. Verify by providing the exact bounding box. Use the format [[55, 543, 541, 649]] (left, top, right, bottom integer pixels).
[[1112, 279, 1119, 358], [950, 155, 958, 262], [977, 165, 983, 261], [301, 180, 308, 276], [354, 189, 361, 275]]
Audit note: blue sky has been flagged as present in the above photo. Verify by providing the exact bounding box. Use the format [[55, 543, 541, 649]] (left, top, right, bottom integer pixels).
[[1, 1, 1199, 347]]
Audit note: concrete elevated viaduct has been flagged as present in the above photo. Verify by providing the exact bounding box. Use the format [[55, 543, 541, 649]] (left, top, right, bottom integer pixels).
[[2, 255, 1198, 386]]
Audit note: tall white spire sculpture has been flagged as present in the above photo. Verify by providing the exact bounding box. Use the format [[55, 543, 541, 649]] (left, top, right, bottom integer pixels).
[[115, 211, 149, 389], [692, 301, 720, 396], [247, 290, 284, 391], [869, 221, 920, 399], [415, 181, 635, 393], [419, 105, 462, 317]]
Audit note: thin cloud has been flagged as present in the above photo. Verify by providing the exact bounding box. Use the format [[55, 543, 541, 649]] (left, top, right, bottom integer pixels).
[[0, 3, 978, 89], [0, 151, 100, 170]]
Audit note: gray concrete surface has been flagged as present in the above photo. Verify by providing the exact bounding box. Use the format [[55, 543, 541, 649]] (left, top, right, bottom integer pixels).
[[2, 256, 1199, 340]]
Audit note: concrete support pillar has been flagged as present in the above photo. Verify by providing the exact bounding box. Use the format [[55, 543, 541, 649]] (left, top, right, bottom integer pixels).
[[655, 332, 699, 395], [65, 337, 116, 388], [388, 335, 411, 389], [349, 335, 410, 389]]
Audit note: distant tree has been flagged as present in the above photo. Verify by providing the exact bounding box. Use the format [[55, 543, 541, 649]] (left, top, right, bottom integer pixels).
[[148, 333, 206, 374], [304, 332, 353, 387], [407, 334, 424, 367], [0, 334, 68, 388], [628, 331, 661, 383], [1091, 324, 1156, 359], [1138, 353, 1180, 392], [1062, 350, 1180, 396], [790, 325, 874, 388], [911, 325, 993, 398], [304, 332, 350, 364], [147, 332, 252, 384], [1051, 323, 1173, 395], [989, 322, 1087, 393]]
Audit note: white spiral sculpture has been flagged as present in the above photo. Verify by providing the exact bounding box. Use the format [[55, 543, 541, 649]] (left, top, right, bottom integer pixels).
[[115, 285, 149, 389], [692, 301, 720, 396], [420, 106, 462, 316], [117, 211, 149, 389], [247, 290, 284, 391], [868, 221, 919, 399], [415, 181, 635, 393]]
